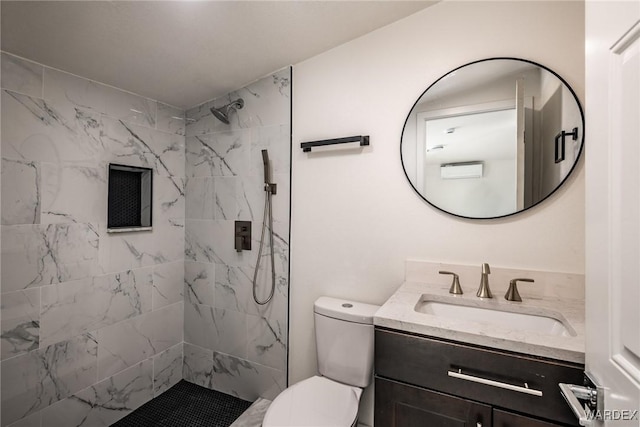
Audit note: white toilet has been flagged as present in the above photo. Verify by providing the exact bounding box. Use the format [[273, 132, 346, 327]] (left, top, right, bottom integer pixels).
[[262, 296, 380, 427]]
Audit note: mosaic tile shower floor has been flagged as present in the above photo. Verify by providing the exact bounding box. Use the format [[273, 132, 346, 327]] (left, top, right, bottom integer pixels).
[[111, 380, 252, 427]]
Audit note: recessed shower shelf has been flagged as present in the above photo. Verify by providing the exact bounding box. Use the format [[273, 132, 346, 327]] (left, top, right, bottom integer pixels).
[[107, 163, 153, 233], [300, 135, 369, 152]]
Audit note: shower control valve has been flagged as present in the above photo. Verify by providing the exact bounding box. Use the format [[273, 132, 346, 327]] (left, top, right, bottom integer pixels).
[[234, 221, 252, 252]]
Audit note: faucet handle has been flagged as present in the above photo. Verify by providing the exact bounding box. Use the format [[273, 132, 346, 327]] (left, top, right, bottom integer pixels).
[[439, 271, 463, 295], [481, 263, 491, 274], [505, 278, 534, 302], [477, 263, 493, 298]]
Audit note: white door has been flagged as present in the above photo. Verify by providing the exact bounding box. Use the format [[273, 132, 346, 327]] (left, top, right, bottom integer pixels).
[[584, 1, 640, 426]]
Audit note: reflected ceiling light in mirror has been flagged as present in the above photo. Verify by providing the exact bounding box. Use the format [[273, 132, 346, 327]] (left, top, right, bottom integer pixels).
[[426, 144, 446, 152]]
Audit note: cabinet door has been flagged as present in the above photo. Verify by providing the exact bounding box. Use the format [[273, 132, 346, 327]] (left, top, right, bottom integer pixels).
[[493, 409, 564, 427], [375, 329, 583, 425], [375, 377, 491, 427]]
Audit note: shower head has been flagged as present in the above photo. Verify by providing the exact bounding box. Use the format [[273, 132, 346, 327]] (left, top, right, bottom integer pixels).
[[210, 98, 244, 124], [211, 107, 230, 124]]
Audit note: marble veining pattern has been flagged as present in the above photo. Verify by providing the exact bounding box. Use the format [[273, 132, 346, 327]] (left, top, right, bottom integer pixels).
[[229, 397, 271, 427], [247, 315, 287, 372], [184, 301, 217, 351], [96, 301, 182, 381], [210, 351, 284, 401], [152, 261, 184, 309], [1, 52, 185, 426], [1, 52, 290, 425], [184, 219, 217, 264], [186, 130, 250, 178], [1, 222, 100, 293], [185, 69, 290, 137], [152, 343, 183, 396], [100, 221, 184, 274], [40, 267, 153, 348], [1, 333, 98, 426], [184, 261, 215, 306], [5, 411, 41, 427], [40, 162, 106, 225], [2, 90, 105, 164], [1, 53, 43, 99], [183, 67, 290, 401], [1, 288, 40, 360], [156, 103, 186, 136], [40, 359, 153, 427], [185, 177, 215, 220], [183, 342, 214, 389], [214, 264, 254, 313], [1, 158, 41, 225]]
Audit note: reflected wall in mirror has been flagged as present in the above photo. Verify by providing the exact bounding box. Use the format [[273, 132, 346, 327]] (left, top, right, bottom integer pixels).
[[401, 58, 584, 219]]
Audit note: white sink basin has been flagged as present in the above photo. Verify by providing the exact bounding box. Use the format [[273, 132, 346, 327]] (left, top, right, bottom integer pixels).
[[415, 300, 575, 337]]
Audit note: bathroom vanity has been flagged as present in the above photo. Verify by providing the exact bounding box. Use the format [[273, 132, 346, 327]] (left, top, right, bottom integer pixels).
[[373, 280, 585, 427]]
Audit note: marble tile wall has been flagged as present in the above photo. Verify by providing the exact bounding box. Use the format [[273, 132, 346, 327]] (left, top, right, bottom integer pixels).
[[0, 52, 185, 427], [183, 68, 291, 401]]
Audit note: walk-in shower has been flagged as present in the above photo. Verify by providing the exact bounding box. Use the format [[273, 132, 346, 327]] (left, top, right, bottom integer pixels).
[[210, 99, 276, 305], [253, 149, 277, 305], [186, 69, 291, 418], [210, 98, 244, 124]]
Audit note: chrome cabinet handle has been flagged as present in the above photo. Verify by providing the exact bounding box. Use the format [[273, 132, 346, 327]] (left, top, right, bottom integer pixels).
[[448, 369, 543, 397]]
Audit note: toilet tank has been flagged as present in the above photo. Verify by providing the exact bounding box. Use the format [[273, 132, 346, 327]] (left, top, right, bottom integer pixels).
[[313, 297, 380, 388]]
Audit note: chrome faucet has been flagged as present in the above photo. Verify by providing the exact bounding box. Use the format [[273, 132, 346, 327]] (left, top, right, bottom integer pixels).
[[476, 263, 493, 298]]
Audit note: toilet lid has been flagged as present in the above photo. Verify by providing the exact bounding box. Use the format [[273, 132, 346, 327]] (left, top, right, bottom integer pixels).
[[262, 376, 362, 427]]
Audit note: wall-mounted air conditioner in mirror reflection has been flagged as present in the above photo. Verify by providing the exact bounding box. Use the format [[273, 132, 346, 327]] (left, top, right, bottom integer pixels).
[[107, 164, 152, 233], [440, 162, 483, 179]]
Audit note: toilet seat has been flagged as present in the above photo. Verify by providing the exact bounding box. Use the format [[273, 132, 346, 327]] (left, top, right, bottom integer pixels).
[[262, 376, 363, 427]]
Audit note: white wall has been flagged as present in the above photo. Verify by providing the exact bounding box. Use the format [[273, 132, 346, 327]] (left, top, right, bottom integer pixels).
[[291, 1, 584, 424]]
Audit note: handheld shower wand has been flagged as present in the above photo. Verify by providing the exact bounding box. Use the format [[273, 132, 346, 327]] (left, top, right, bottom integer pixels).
[[253, 149, 276, 305], [261, 149, 277, 195], [262, 149, 271, 184]]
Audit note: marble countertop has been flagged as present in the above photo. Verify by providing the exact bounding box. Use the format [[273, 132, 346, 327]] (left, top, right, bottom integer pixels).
[[374, 281, 585, 364]]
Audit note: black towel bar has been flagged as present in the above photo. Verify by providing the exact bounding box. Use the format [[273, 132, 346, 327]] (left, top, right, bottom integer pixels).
[[554, 127, 578, 163], [300, 135, 369, 152]]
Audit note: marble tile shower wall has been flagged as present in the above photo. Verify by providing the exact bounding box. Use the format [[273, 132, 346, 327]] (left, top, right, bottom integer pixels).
[[0, 53, 185, 427], [183, 68, 291, 402]]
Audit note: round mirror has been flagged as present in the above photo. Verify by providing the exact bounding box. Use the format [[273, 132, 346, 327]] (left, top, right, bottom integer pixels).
[[401, 58, 584, 219]]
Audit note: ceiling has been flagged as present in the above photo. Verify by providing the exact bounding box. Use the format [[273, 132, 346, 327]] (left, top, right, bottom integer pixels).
[[1, 1, 437, 109]]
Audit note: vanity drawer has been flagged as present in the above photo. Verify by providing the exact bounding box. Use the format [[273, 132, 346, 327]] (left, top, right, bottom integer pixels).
[[375, 328, 584, 426]]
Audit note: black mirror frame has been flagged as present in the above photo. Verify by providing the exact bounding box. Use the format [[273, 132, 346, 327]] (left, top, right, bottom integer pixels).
[[400, 57, 585, 220]]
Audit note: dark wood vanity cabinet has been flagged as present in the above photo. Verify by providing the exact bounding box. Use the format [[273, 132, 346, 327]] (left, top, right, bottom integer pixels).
[[493, 409, 567, 427], [374, 328, 584, 427], [376, 377, 492, 426]]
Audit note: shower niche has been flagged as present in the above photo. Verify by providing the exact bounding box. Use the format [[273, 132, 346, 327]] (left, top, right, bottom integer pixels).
[[107, 163, 153, 232]]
